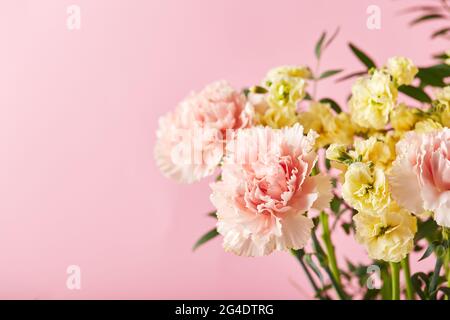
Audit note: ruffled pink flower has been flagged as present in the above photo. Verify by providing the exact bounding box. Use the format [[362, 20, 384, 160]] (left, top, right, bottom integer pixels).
[[155, 81, 252, 183], [389, 128, 450, 227], [210, 124, 332, 256]]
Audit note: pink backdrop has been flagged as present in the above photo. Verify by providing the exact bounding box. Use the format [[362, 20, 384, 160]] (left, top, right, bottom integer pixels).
[[0, 0, 445, 299]]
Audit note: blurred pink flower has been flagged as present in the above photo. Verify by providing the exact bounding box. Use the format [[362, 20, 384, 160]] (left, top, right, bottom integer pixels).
[[389, 128, 450, 227], [154, 81, 252, 183], [210, 124, 332, 256]]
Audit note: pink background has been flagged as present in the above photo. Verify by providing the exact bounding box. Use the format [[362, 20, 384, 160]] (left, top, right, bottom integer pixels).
[[0, 0, 445, 299]]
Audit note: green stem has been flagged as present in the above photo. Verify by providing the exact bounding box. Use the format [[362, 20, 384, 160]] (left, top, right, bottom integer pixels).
[[429, 257, 443, 300], [443, 229, 450, 300], [290, 249, 325, 299], [390, 262, 400, 300], [401, 256, 414, 300], [320, 212, 342, 287], [311, 230, 348, 300]]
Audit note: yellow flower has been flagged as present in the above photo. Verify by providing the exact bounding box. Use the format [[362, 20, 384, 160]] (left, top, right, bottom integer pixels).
[[342, 162, 390, 214], [386, 56, 418, 86], [325, 144, 348, 162], [264, 66, 309, 110], [349, 70, 398, 130], [354, 136, 396, 170], [260, 106, 298, 129], [353, 203, 417, 262], [265, 65, 312, 82], [433, 86, 450, 127], [298, 103, 355, 148], [414, 119, 443, 133], [390, 103, 419, 132]]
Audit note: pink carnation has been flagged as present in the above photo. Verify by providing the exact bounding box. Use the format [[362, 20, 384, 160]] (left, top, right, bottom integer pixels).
[[389, 128, 450, 227], [210, 124, 332, 256], [154, 81, 252, 183]]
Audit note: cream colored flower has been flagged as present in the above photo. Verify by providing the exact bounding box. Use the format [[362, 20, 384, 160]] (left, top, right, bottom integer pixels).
[[325, 144, 348, 162], [354, 136, 396, 170], [433, 86, 450, 127], [265, 65, 312, 83], [390, 103, 419, 132], [349, 70, 398, 130], [414, 119, 443, 133], [260, 105, 298, 129], [386, 56, 418, 86], [264, 66, 308, 110], [298, 103, 355, 148], [342, 162, 390, 214], [266, 77, 306, 109], [353, 202, 417, 262]]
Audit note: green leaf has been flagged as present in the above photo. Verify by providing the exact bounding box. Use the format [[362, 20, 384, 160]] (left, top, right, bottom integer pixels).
[[336, 71, 367, 82], [348, 43, 376, 69], [192, 228, 219, 251], [319, 98, 342, 113], [325, 158, 331, 171], [410, 13, 446, 26], [417, 64, 450, 87], [433, 52, 448, 60], [419, 241, 439, 261], [432, 27, 450, 39], [415, 218, 438, 242], [398, 85, 432, 103], [412, 272, 429, 300], [342, 222, 352, 235], [324, 27, 340, 49], [250, 85, 268, 94], [330, 196, 342, 214], [438, 287, 450, 299], [318, 69, 343, 80], [304, 254, 324, 285], [207, 211, 217, 218], [315, 32, 327, 59]]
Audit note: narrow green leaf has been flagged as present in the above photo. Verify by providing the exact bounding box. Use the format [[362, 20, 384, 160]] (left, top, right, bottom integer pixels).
[[325, 158, 331, 171], [348, 43, 376, 69], [417, 64, 450, 87], [207, 211, 217, 218], [319, 69, 343, 79], [398, 5, 441, 14], [398, 85, 432, 103], [330, 196, 342, 214], [304, 254, 324, 285], [419, 241, 438, 261], [433, 52, 447, 60], [410, 13, 446, 26], [342, 222, 352, 235], [438, 287, 450, 299], [324, 27, 340, 49], [336, 71, 367, 83], [415, 218, 438, 241], [192, 228, 219, 251], [250, 85, 268, 94], [315, 32, 327, 59], [412, 272, 429, 300], [320, 98, 342, 113], [432, 27, 450, 39]]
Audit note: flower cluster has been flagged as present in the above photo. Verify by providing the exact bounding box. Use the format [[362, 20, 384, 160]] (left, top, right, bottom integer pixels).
[[155, 50, 450, 299], [327, 57, 450, 263]]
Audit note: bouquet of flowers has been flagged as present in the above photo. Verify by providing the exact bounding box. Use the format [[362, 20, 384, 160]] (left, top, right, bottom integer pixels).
[[154, 29, 450, 300]]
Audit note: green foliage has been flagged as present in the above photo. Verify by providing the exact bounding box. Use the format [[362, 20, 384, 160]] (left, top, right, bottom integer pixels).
[[398, 85, 431, 103], [192, 228, 219, 251], [318, 69, 343, 80], [348, 43, 377, 69], [319, 98, 342, 113]]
